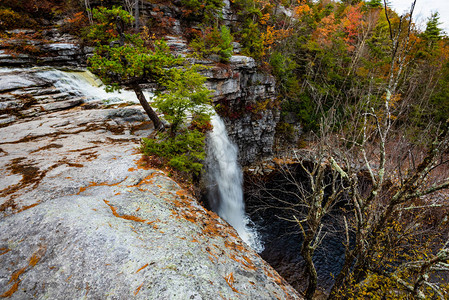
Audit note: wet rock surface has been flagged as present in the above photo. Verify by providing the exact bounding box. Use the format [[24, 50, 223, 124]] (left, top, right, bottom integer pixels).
[[0, 75, 302, 299]]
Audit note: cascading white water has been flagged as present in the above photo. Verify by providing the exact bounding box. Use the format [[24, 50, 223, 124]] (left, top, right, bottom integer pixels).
[[34, 68, 153, 103], [207, 115, 264, 253]]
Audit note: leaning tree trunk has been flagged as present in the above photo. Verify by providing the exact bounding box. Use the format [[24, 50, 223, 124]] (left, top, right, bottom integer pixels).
[[131, 83, 165, 132]]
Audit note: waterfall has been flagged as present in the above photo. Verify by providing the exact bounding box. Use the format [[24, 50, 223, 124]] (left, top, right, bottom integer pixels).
[[207, 115, 264, 253], [33, 67, 153, 103]]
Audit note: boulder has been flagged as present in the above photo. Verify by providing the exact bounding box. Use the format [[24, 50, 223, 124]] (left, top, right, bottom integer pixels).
[[0, 105, 302, 299]]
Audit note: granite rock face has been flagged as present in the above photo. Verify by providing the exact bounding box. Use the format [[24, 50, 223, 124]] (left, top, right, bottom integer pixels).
[[0, 30, 88, 67], [0, 68, 85, 126], [203, 56, 279, 166], [0, 74, 301, 299]]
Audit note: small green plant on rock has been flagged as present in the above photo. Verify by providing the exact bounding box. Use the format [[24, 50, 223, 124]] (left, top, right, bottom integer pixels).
[[141, 129, 206, 176], [190, 25, 233, 63]]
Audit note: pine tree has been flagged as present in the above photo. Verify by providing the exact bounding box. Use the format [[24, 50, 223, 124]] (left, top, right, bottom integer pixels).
[[423, 12, 442, 47]]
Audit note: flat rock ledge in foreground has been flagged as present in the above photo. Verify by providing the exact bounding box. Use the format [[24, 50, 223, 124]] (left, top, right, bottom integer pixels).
[[0, 105, 302, 299]]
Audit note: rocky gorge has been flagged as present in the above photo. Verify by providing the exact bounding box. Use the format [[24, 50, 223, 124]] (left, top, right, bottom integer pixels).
[[0, 6, 299, 296], [0, 65, 301, 298]]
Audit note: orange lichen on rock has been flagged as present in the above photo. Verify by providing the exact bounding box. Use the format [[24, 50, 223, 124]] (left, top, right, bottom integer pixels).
[[224, 240, 245, 252], [176, 189, 189, 199], [17, 202, 40, 213], [130, 173, 159, 187], [229, 254, 257, 271], [134, 156, 153, 170], [146, 221, 159, 229], [29, 245, 46, 267], [136, 263, 149, 273], [8, 267, 26, 284], [3, 246, 46, 297], [0, 248, 10, 256], [77, 180, 123, 195], [103, 200, 148, 224], [262, 266, 290, 298], [202, 222, 223, 237], [0, 280, 20, 298], [134, 283, 144, 296], [206, 247, 219, 261], [224, 272, 240, 294]]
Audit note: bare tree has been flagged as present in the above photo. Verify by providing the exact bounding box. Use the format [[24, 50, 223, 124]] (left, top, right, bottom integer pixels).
[[325, 1, 449, 298], [122, 0, 140, 30], [251, 0, 449, 298], [248, 121, 348, 299], [84, 0, 93, 24]]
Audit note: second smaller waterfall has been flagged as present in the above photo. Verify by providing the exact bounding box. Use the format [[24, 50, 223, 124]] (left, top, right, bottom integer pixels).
[[206, 115, 264, 253]]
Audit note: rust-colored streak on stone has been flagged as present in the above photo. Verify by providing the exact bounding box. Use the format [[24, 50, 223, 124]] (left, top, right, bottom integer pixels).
[[17, 202, 40, 213], [2, 246, 46, 298], [134, 283, 144, 296], [228, 253, 257, 271], [130, 173, 159, 187], [77, 179, 126, 195], [135, 156, 152, 170], [30, 143, 63, 153], [8, 267, 26, 284], [224, 272, 240, 294], [29, 245, 46, 267], [0, 248, 11, 256], [0, 280, 20, 298], [103, 200, 148, 223], [66, 162, 84, 168], [136, 263, 149, 273], [85, 282, 90, 296]]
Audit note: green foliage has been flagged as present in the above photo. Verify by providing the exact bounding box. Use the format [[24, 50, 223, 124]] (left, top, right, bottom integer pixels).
[[87, 6, 183, 92], [154, 66, 212, 133], [190, 25, 233, 62], [270, 51, 300, 96], [240, 20, 265, 60], [422, 12, 443, 50], [364, 0, 382, 9], [180, 0, 224, 25], [219, 25, 234, 61], [87, 6, 135, 44], [0, 8, 27, 30], [281, 93, 320, 132], [88, 6, 213, 177], [275, 122, 297, 143], [141, 129, 207, 176]]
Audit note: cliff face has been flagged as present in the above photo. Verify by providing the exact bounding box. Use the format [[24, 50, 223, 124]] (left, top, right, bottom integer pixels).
[[0, 71, 301, 299], [0, 1, 280, 166], [204, 56, 279, 166]]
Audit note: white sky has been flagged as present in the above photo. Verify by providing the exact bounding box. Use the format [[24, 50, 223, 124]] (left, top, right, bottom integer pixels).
[[389, 0, 449, 34]]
